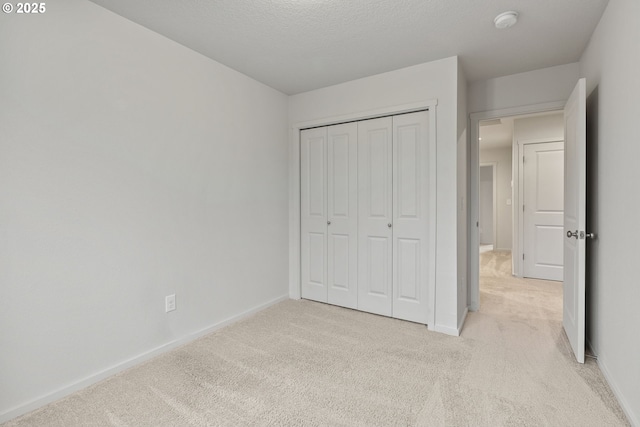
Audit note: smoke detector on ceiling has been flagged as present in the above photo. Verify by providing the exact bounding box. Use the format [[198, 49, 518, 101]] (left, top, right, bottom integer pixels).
[[494, 11, 519, 29]]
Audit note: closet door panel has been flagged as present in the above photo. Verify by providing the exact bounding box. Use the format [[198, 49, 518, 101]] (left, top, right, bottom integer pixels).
[[392, 111, 431, 323], [327, 123, 358, 309], [301, 127, 328, 302], [357, 117, 393, 316]]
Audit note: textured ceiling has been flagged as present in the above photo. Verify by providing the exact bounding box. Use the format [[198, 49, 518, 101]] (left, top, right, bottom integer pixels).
[[88, 0, 609, 95]]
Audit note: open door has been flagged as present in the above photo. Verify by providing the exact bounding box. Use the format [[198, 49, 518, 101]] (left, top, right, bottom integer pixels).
[[563, 78, 588, 363]]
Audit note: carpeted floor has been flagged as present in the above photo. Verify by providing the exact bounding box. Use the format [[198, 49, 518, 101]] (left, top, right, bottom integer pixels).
[[4, 250, 629, 426]]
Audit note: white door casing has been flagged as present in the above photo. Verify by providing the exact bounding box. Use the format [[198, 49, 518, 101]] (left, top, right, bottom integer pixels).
[[522, 141, 565, 281], [327, 123, 358, 309], [469, 102, 566, 311], [563, 78, 587, 364], [357, 117, 393, 316], [392, 111, 431, 324], [300, 127, 328, 302]]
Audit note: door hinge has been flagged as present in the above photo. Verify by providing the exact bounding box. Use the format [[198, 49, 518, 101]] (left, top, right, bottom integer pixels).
[[523, 204, 525, 212], [523, 253, 525, 260], [523, 156, 525, 163]]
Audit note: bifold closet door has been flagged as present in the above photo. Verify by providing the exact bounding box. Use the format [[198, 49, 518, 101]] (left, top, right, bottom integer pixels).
[[392, 111, 431, 324], [357, 117, 393, 316], [301, 124, 358, 308], [327, 123, 358, 309], [300, 127, 328, 302]]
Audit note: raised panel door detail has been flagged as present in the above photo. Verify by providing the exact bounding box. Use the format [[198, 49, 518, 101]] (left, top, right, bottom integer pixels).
[[308, 137, 326, 217], [533, 225, 564, 267], [366, 129, 391, 219], [397, 238, 420, 301], [397, 126, 420, 219], [367, 236, 390, 296], [329, 134, 349, 218], [308, 232, 326, 286], [300, 127, 328, 303], [536, 150, 564, 211], [523, 141, 564, 281], [392, 112, 431, 324], [358, 117, 392, 317], [327, 122, 358, 309], [330, 234, 349, 290]]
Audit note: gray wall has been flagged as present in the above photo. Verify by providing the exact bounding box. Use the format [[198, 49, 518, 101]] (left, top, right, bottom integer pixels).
[[468, 63, 579, 113], [479, 148, 512, 250], [457, 60, 469, 328], [580, 0, 640, 423], [479, 166, 494, 245], [0, 0, 289, 420]]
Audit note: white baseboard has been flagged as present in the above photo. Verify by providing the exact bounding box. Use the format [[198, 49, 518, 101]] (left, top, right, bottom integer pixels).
[[457, 307, 469, 335], [596, 352, 639, 427], [430, 324, 459, 336], [429, 307, 469, 337], [0, 294, 289, 424]]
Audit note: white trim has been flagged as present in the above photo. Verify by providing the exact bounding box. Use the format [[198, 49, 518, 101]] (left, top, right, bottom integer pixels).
[[479, 162, 498, 247], [431, 306, 467, 337], [596, 354, 639, 427], [469, 101, 565, 311], [293, 101, 438, 131], [515, 137, 564, 277], [0, 294, 290, 424], [458, 306, 469, 335], [289, 100, 438, 327]]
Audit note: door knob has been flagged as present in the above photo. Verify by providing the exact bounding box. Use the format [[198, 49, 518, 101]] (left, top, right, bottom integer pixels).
[[566, 230, 579, 239], [327, 220, 331, 225], [388, 223, 392, 228]]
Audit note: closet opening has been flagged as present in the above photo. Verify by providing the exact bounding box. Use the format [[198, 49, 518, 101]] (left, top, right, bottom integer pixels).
[[298, 108, 436, 326]]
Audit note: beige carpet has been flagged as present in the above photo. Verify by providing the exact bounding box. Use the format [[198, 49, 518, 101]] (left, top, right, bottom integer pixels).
[[4, 250, 629, 426]]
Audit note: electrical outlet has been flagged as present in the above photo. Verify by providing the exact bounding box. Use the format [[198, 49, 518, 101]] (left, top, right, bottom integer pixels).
[[165, 294, 176, 312]]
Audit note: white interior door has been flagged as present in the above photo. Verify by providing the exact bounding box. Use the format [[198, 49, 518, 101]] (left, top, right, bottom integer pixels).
[[327, 123, 358, 309], [523, 141, 565, 281], [300, 127, 328, 302], [563, 78, 587, 363], [357, 117, 393, 316], [392, 111, 431, 324]]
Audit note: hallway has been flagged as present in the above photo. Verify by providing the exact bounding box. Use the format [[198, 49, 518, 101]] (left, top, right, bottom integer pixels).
[[460, 249, 628, 425]]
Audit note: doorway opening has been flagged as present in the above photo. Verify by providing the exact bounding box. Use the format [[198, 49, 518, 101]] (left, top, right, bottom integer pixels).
[[469, 104, 566, 313]]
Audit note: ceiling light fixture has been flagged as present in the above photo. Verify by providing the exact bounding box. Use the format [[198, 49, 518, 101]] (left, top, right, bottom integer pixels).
[[494, 11, 518, 29]]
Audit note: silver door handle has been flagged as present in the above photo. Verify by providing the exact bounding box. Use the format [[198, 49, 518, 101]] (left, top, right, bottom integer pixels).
[[388, 223, 392, 228], [566, 230, 579, 239]]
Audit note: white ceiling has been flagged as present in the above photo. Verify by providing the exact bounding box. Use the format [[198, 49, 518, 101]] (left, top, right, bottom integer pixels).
[[88, 0, 609, 95]]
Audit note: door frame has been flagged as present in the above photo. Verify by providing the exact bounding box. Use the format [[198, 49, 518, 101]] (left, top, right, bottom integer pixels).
[[469, 101, 565, 311], [478, 162, 497, 247], [516, 138, 564, 278], [289, 100, 438, 327]]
